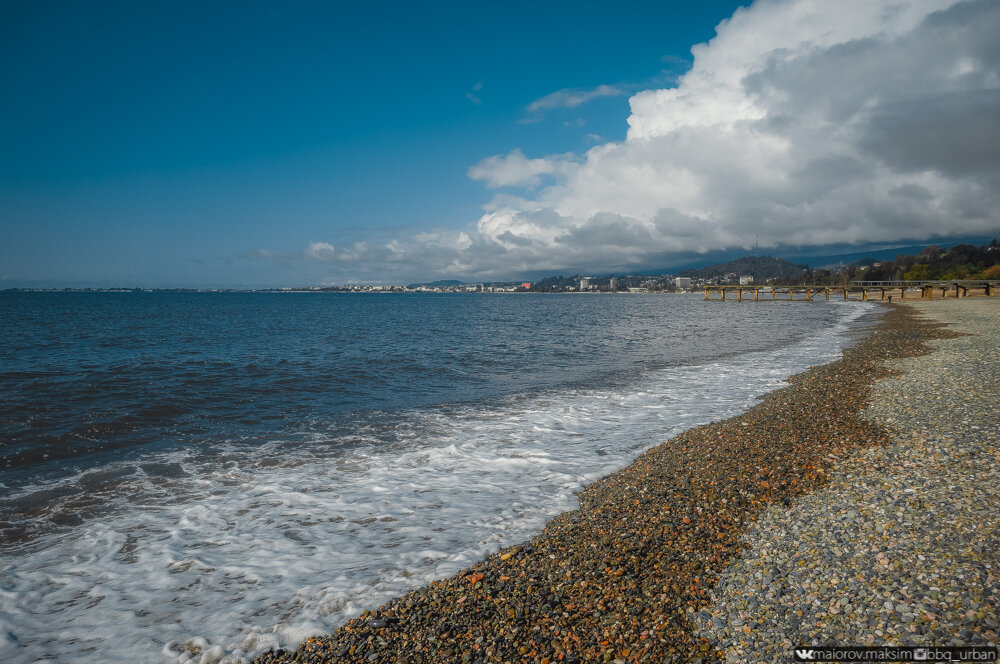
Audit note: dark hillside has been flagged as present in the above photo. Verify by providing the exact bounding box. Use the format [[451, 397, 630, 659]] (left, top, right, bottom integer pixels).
[[678, 256, 808, 282]]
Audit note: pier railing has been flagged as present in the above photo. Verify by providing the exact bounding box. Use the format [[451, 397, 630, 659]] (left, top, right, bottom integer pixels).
[[704, 280, 1000, 302]]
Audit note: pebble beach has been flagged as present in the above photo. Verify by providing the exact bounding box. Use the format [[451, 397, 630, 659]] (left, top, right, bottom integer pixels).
[[252, 299, 998, 664], [698, 298, 1000, 661]]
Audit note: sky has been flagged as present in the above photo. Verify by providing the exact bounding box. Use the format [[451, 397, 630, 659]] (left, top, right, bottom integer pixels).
[[2, 0, 999, 288]]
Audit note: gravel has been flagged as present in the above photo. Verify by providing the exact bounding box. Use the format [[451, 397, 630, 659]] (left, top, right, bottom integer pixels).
[[697, 299, 1000, 662]]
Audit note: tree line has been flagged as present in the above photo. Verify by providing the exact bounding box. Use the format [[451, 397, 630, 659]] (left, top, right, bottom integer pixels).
[[833, 239, 1000, 283]]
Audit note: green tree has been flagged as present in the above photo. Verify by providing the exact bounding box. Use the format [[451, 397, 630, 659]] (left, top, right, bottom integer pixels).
[[941, 264, 975, 280], [903, 263, 934, 281]]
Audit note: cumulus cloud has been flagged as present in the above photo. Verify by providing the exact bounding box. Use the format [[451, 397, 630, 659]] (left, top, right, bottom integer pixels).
[[303, 0, 1000, 280], [467, 149, 579, 189], [304, 242, 336, 261]]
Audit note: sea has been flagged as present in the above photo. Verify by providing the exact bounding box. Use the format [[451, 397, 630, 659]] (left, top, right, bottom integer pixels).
[[0, 291, 876, 664]]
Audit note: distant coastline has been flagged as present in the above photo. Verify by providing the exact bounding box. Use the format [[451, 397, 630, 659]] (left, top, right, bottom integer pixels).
[[1, 286, 698, 294]]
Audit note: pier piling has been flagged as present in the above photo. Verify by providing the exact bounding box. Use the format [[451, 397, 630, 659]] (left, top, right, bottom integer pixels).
[[703, 280, 997, 302]]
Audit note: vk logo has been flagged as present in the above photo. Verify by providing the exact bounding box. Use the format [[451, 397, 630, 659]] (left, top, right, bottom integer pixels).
[[795, 649, 816, 661]]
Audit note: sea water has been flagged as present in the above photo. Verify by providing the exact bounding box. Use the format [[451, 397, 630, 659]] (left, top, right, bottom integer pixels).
[[0, 292, 876, 663]]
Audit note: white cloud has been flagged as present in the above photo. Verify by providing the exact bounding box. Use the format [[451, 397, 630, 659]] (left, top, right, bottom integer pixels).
[[304, 242, 336, 261], [466, 149, 578, 189], [301, 0, 1000, 280], [526, 84, 628, 113]]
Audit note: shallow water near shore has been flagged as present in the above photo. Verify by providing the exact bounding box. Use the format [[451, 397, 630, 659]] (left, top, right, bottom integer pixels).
[[0, 292, 876, 663]]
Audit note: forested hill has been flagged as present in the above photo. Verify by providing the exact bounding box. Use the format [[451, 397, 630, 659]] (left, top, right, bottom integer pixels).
[[852, 240, 1000, 281], [678, 256, 808, 282]]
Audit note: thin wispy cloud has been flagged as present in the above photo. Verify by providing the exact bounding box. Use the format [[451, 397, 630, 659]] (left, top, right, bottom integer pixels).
[[526, 84, 629, 113], [465, 81, 483, 106]]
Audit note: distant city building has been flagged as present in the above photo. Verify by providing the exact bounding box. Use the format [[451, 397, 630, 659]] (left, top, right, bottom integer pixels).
[[580, 277, 591, 291], [521, 282, 532, 289], [609, 278, 619, 291], [676, 277, 692, 289], [739, 275, 754, 285]]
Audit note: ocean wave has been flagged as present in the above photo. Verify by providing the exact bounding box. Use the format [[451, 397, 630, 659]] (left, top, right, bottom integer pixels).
[[0, 301, 875, 664]]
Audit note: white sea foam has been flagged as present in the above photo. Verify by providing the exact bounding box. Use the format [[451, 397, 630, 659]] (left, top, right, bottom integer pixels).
[[0, 303, 874, 664]]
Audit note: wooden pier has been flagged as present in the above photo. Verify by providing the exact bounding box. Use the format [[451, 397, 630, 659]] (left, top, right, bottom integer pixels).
[[704, 280, 1000, 302]]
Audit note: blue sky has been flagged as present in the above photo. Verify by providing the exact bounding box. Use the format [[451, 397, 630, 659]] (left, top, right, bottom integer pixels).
[[2, 0, 998, 287]]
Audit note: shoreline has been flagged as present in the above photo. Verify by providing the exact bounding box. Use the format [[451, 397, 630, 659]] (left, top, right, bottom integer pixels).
[[252, 303, 973, 664]]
